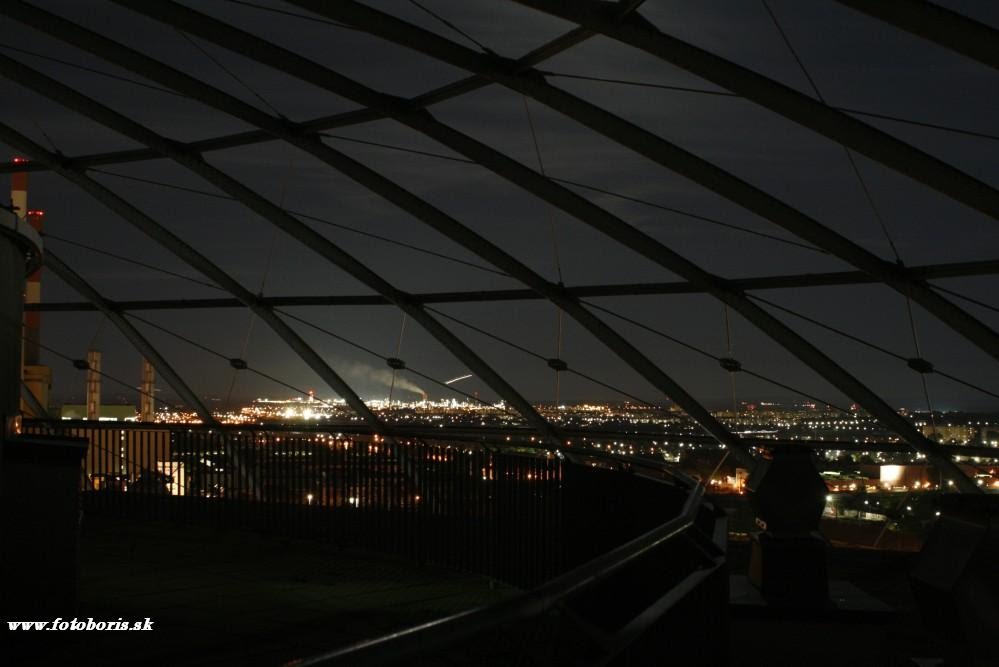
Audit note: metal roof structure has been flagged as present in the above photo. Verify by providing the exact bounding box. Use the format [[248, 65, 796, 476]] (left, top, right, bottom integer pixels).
[[2, 1, 998, 492]]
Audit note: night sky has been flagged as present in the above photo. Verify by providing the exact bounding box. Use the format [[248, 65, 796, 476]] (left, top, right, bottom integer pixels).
[[2, 0, 998, 414]]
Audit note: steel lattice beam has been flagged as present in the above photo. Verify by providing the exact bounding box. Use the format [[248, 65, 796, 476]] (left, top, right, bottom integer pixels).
[[0, 8, 760, 464], [0, 13, 611, 177], [26, 257, 999, 312], [0, 124, 392, 441], [44, 249, 216, 424], [99, 0, 983, 491], [45, 250, 264, 497], [510, 0, 999, 219], [0, 55, 562, 447], [304, 0, 999, 366]]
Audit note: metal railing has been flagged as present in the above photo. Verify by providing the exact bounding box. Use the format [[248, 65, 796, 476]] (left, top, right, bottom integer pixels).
[[25, 420, 575, 587], [24, 418, 727, 664], [295, 483, 727, 666]]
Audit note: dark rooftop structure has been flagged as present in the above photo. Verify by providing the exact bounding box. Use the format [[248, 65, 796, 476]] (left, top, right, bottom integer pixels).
[[1, 1, 998, 665]]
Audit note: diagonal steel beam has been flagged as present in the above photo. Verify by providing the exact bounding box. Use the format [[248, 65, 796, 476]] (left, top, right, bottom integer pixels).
[[509, 0, 999, 221], [0, 9, 756, 464], [45, 250, 264, 498], [0, 54, 560, 446], [295, 0, 999, 366], [99, 0, 982, 491], [0, 12, 614, 177], [0, 124, 391, 441], [44, 249, 216, 424], [833, 0, 999, 72]]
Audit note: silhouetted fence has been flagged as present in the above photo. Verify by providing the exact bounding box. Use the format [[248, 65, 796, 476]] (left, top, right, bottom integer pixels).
[[24, 420, 582, 586]]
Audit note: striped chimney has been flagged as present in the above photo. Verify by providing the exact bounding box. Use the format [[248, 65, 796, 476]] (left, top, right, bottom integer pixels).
[[11, 157, 44, 364]]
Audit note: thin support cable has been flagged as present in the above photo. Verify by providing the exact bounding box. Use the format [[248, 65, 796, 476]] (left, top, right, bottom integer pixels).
[[762, 1, 941, 427], [521, 97, 564, 284], [0, 43, 185, 97], [553, 309, 564, 406], [126, 312, 343, 413], [6, 38, 996, 142], [0, 314, 177, 413], [221, 0, 358, 29], [425, 305, 660, 407], [276, 308, 386, 360], [275, 309, 520, 412], [539, 70, 737, 96], [406, 0, 491, 53], [426, 306, 546, 362], [583, 299, 851, 413], [89, 167, 508, 277], [88, 151, 826, 257], [723, 305, 737, 413], [174, 28, 284, 117], [903, 292, 938, 437], [86, 314, 107, 352], [931, 283, 999, 315], [522, 95, 567, 406], [539, 68, 999, 143], [320, 131, 826, 253], [388, 313, 408, 404], [42, 232, 224, 290], [225, 163, 288, 410], [760, 0, 901, 261], [751, 294, 904, 360], [28, 118, 59, 154], [750, 294, 999, 401], [552, 177, 825, 254]]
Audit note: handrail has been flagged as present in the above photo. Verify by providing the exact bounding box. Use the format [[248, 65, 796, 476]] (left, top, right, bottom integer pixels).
[[296, 483, 706, 666], [27, 417, 716, 663]]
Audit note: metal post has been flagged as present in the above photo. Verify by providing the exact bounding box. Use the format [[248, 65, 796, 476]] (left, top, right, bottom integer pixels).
[[0, 232, 25, 436], [1, 200, 39, 437]]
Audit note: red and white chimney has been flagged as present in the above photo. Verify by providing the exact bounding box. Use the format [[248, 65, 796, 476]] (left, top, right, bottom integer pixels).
[[12, 156, 52, 417], [10, 157, 43, 362]]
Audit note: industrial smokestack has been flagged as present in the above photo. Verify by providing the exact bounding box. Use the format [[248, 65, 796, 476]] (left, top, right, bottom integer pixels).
[[12, 156, 52, 417], [86, 350, 101, 421], [140, 358, 155, 422], [11, 157, 28, 361]]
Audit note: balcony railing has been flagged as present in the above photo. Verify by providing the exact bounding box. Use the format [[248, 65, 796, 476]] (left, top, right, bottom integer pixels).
[[23, 418, 727, 664]]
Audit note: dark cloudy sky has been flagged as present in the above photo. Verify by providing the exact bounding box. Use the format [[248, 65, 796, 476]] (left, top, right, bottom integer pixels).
[[2, 0, 998, 414]]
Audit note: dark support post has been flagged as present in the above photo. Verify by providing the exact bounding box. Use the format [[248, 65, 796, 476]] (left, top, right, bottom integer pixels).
[[0, 234, 25, 438], [2, 206, 89, 620], [909, 495, 999, 666], [1, 206, 39, 437], [746, 445, 829, 607]]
